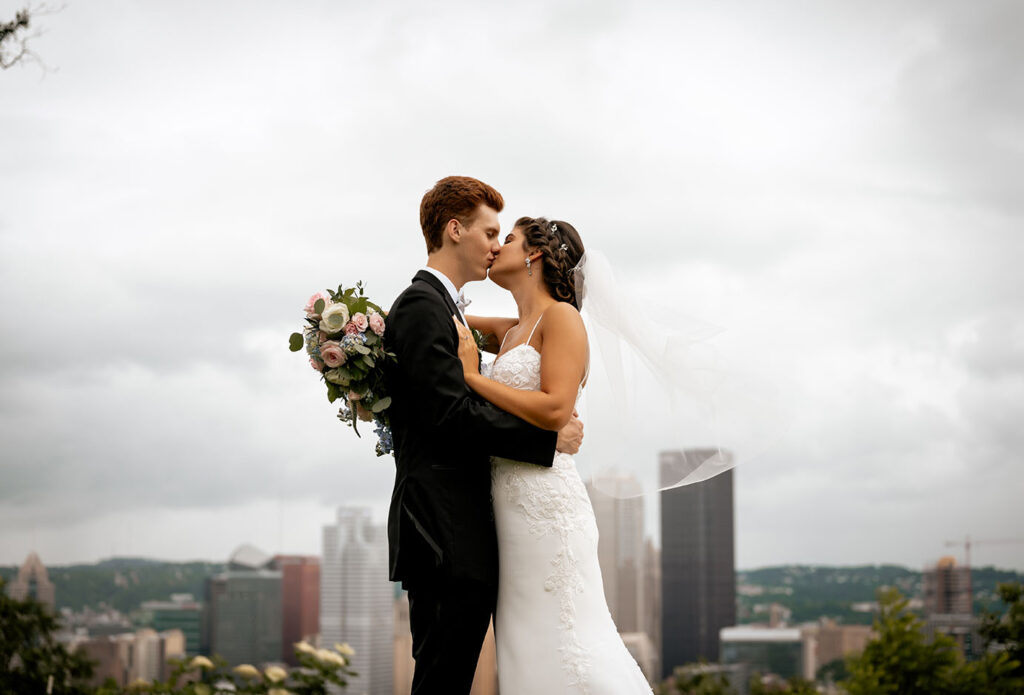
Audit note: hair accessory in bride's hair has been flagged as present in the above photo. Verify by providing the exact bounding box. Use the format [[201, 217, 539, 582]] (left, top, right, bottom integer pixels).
[[559, 243, 568, 253], [550, 223, 558, 235]]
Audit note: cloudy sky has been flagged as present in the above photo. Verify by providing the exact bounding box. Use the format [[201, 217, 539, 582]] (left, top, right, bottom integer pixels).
[[1, 0, 1022, 572]]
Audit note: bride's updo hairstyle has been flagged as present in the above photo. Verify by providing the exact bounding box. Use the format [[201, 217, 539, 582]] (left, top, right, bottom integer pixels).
[[515, 216, 586, 309]]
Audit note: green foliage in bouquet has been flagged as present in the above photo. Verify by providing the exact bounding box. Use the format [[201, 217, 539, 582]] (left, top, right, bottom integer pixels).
[[290, 282, 396, 453]]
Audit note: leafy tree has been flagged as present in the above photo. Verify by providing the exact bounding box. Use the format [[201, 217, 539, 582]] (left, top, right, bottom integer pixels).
[[980, 581, 1024, 678], [749, 673, 817, 694], [0, 7, 32, 68], [0, 579, 96, 694], [843, 586, 1023, 695], [659, 662, 735, 695], [815, 656, 848, 684]]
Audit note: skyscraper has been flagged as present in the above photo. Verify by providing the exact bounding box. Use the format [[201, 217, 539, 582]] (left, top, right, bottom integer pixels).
[[6, 552, 56, 611], [273, 555, 320, 665], [205, 544, 283, 666], [923, 556, 979, 658], [586, 472, 646, 634], [321, 507, 393, 695], [660, 450, 736, 678]]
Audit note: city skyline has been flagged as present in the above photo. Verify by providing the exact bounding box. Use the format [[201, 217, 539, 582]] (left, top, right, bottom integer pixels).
[[2, 0, 1023, 572]]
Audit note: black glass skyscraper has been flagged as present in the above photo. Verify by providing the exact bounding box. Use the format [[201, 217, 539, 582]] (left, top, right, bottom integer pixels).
[[660, 450, 736, 678]]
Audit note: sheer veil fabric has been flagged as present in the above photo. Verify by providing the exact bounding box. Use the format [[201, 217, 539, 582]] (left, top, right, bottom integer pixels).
[[572, 249, 786, 497]]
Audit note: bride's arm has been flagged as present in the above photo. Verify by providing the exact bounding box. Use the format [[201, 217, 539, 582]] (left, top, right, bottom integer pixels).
[[465, 315, 518, 354], [454, 303, 587, 431]]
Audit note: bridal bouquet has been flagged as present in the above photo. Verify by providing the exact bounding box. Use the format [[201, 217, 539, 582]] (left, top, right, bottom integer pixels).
[[289, 282, 396, 456]]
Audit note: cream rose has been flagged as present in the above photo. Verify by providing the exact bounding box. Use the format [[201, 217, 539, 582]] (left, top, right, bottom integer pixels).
[[319, 302, 350, 334], [335, 642, 356, 657]]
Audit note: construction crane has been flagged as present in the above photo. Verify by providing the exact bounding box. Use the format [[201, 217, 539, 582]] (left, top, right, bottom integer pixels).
[[944, 536, 1024, 567]]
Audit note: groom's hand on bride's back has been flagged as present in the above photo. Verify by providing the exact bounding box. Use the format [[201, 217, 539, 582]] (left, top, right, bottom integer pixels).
[[556, 410, 584, 455]]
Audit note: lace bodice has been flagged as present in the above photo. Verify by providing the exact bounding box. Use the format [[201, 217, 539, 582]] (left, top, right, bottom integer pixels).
[[486, 343, 543, 390]]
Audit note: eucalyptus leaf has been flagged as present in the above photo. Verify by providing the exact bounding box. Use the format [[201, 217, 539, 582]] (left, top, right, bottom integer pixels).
[[354, 344, 371, 355], [327, 382, 340, 403], [288, 333, 304, 352], [314, 298, 325, 314], [372, 396, 391, 413]]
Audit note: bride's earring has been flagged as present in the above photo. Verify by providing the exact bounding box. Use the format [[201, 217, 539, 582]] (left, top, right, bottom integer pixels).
[[525, 257, 532, 276]]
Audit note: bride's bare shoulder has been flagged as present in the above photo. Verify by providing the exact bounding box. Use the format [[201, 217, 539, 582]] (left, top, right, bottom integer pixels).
[[543, 301, 585, 333]]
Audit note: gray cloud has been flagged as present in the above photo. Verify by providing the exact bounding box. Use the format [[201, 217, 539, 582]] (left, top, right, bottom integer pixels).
[[1, 0, 1021, 570]]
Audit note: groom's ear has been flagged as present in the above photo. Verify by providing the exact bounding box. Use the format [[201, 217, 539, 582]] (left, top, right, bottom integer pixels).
[[444, 218, 461, 245]]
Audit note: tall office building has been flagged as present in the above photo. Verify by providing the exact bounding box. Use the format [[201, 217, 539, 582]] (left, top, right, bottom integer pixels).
[[321, 507, 393, 695], [586, 472, 646, 634], [273, 555, 320, 665], [205, 545, 283, 666], [660, 449, 736, 679], [141, 594, 202, 656], [6, 552, 56, 611]]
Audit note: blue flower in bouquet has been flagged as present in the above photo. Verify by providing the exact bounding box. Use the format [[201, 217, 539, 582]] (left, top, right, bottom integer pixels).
[[374, 419, 394, 456], [341, 333, 367, 354]]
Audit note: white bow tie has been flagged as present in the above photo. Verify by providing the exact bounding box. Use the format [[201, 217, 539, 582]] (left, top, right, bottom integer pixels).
[[456, 290, 471, 313]]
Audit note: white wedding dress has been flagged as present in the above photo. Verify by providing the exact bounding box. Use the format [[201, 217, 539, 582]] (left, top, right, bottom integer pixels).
[[487, 321, 653, 694]]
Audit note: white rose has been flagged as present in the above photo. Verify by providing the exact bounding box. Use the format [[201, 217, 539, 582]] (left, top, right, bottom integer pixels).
[[319, 302, 350, 334]]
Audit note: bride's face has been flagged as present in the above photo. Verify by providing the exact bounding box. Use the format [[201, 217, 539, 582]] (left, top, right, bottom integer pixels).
[[488, 227, 532, 289]]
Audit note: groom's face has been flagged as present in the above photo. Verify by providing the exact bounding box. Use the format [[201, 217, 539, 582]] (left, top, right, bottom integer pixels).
[[458, 204, 502, 282]]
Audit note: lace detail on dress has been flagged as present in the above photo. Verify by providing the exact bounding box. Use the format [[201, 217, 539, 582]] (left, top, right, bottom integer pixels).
[[489, 345, 593, 693]]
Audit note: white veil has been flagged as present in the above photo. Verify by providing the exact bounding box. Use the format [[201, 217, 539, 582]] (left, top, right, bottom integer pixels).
[[572, 249, 785, 499]]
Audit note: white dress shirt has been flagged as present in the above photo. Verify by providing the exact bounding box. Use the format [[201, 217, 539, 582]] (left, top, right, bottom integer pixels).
[[422, 266, 468, 326]]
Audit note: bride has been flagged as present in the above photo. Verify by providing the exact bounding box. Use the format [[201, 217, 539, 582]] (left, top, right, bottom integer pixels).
[[453, 216, 652, 694]]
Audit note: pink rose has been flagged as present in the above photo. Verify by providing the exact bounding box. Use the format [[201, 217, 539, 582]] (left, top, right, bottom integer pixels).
[[347, 391, 361, 401], [310, 356, 324, 371], [304, 292, 329, 317], [351, 312, 368, 332], [368, 312, 385, 336], [343, 322, 360, 336], [319, 341, 346, 368]]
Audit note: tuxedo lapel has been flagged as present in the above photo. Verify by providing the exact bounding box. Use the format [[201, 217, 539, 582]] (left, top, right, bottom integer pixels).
[[412, 270, 466, 326]]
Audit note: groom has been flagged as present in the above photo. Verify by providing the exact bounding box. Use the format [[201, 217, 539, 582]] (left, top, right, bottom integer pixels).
[[384, 176, 584, 694]]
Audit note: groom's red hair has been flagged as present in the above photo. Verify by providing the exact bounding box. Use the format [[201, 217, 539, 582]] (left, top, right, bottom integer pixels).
[[420, 176, 505, 253]]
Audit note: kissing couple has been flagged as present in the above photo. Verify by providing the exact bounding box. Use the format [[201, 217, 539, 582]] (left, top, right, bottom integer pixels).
[[384, 176, 652, 694]]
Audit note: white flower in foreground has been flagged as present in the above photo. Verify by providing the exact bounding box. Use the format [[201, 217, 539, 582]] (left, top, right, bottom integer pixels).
[[233, 664, 261, 679], [335, 642, 356, 657], [316, 648, 347, 667], [268, 689, 293, 695], [128, 678, 150, 689], [264, 665, 288, 682], [188, 655, 214, 670], [294, 640, 317, 654], [319, 302, 350, 334]]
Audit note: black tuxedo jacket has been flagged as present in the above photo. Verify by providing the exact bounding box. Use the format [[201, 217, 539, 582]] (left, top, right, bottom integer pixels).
[[384, 270, 557, 588]]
